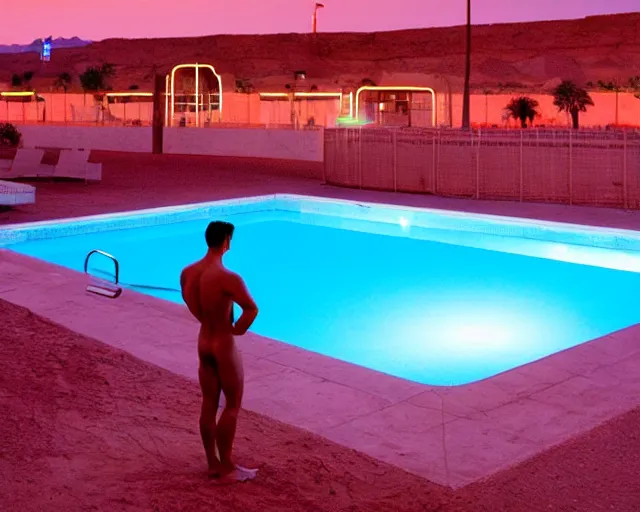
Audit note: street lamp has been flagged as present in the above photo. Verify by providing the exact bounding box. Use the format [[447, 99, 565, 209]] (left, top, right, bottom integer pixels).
[[312, 3, 324, 34], [461, 0, 471, 129]]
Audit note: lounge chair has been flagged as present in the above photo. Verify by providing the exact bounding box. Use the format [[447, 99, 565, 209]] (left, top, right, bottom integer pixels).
[[0, 179, 36, 206], [53, 149, 102, 182], [0, 148, 54, 179]]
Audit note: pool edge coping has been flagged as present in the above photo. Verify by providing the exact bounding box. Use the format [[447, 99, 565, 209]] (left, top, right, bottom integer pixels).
[[2, 192, 640, 238]]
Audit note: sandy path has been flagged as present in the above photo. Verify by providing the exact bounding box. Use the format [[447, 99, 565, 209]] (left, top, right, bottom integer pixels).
[[1, 299, 639, 512]]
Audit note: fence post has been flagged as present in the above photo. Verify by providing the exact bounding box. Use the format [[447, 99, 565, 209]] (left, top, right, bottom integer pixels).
[[432, 130, 437, 194], [623, 129, 628, 209], [475, 129, 481, 199], [519, 129, 524, 201], [568, 129, 573, 205], [152, 74, 165, 154], [321, 129, 328, 184], [358, 127, 363, 189], [392, 129, 398, 192], [435, 129, 441, 195]]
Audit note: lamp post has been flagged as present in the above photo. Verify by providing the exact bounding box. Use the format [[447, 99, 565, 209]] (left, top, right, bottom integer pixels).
[[461, 0, 471, 129], [312, 3, 324, 34]]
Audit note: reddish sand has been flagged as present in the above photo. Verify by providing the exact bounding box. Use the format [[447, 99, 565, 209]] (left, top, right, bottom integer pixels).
[[0, 13, 639, 92], [1, 299, 640, 512], [1, 152, 640, 511]]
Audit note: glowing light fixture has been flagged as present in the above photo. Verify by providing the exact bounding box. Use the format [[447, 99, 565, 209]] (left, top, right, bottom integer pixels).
[[259, 91, 342, 99], [399, 217, 409, 229], [1, 92, 36, 97], [105, 92, 153, 97], [354, 86, 437, 126], [169, 63, 223, 127]]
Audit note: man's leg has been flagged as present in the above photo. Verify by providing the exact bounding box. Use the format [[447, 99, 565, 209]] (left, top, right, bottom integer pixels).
[[198, 357, 222, 476], [215, 342, 256, 481]]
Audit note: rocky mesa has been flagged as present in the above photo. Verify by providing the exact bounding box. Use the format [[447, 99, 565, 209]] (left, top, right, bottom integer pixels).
[[0, 12, 638, 93]]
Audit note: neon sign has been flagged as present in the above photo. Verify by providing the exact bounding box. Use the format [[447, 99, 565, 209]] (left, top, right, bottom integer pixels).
[[41, 37, 52, 62]]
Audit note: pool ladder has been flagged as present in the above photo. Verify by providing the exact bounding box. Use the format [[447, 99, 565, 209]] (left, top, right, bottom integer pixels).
[[84, 249, 123, 299]]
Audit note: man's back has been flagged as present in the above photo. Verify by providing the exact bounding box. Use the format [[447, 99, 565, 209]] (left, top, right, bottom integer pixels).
[[181, 260, 234, 345]]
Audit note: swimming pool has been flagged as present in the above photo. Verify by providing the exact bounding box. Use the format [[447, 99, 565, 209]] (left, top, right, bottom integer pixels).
[[2, 194, 640, 386]]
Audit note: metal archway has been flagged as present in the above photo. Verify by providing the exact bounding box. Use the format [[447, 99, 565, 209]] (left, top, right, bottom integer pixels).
[[169, 63, 223, 127], [354, 86, 437, 127]]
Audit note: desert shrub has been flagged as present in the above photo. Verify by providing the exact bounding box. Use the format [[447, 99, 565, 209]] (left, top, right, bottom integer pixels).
[[0, 123, 22, 148]]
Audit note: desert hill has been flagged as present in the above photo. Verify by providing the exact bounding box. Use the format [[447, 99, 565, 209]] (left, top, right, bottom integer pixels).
[[0, 13, 638, 93]]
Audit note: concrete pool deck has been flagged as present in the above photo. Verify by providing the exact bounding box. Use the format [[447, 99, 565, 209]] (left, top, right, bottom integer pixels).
[[1, 152, 640, 488]]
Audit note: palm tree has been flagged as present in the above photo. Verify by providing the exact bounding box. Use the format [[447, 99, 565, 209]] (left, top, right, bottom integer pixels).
[[11, 74, 22, 89], [597, 79, 621, 125], [482, 88, 491, 126], [54, 72, 72, 123], [505, 96, 539, 128], [79, 63, 115, 94], [22, 71, 34, 91], [552, 81, 594, 129], [79, 63, 116, 109]]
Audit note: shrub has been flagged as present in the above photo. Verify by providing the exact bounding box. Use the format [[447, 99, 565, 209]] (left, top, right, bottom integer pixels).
[[0, 123, 22, 148]]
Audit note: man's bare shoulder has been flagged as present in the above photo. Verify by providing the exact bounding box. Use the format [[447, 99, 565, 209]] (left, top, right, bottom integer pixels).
[[180, 261, 203, 285], [220, 268, 244, 285]]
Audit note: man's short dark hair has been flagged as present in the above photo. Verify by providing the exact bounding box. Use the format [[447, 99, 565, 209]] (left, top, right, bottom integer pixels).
[[205, 221, 235, 248]]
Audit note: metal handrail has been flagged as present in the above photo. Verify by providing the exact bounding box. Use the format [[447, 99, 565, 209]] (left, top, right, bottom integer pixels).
[[84, 249, 119, 284]]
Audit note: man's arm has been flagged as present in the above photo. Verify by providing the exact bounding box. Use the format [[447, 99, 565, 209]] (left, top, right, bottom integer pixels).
[[226, 272, 258, 336], [180, 268, 203, 322]]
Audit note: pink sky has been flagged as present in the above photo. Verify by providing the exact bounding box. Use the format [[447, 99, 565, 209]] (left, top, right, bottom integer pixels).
[[0, 0, 637, 44]]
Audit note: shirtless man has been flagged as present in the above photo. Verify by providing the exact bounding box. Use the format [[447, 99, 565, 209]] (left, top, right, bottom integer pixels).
[[180, 221, 259, 482]]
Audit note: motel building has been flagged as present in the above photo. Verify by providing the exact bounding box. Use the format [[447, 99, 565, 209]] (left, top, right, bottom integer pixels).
[[0, 68, 452, 129]]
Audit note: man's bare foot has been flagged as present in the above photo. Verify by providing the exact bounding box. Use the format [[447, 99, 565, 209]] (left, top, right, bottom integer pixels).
[[207, 468, 222, 479], [207, 462, 225, 479], [212, 465, 258, 484]]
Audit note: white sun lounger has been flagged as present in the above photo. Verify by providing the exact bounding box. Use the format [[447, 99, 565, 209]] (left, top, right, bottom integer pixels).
[[0, 179, 36, 206], [0, 148, 54, 179], [53, 149, 102, 182]]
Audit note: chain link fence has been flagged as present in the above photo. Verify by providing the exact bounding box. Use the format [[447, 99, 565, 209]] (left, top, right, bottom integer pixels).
[[324, 128, 640, 209]]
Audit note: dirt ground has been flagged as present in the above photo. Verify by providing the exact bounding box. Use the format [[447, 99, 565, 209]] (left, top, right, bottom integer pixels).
[[2, 151, 640, 510], [1, 299, 639, 512]]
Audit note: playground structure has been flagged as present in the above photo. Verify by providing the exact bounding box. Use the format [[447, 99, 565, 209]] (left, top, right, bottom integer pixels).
[[168, 64, 223, 127], [347, 74, 454, 128], [354, 86, 437, 127]]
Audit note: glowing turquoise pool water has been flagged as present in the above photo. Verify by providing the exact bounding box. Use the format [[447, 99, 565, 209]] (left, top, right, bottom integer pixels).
[[2, 195, 640, 385]]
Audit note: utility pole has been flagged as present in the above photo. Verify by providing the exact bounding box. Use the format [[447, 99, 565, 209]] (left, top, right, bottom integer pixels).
[[152, 74, 165, 154], [461, 0, 471, 129]]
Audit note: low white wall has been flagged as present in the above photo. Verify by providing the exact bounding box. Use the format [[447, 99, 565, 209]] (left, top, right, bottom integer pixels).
[[14, 125, 323, 162], [17, 125, 152, 153], [163, 127, 323, 162]]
